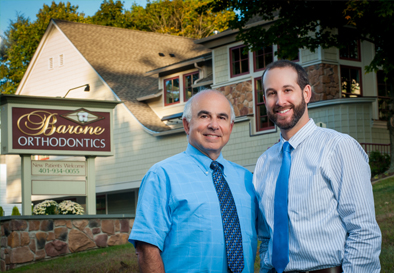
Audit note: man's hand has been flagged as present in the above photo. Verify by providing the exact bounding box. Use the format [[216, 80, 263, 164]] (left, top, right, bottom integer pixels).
[[135, 241, 165, 273]]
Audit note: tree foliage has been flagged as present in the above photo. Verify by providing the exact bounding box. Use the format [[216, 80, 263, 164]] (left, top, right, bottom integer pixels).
[[208, 0, 393, 75], [0, 0, 234, 94], [128, 0, 234, 39], [88, 0, 134, 28], [208, 0, 394, 170]]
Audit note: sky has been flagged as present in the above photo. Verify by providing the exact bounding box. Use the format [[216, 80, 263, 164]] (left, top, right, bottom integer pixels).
[[0, 0, 148, 37]]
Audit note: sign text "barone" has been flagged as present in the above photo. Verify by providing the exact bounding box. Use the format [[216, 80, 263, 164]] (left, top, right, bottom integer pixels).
[[17, 111, 105, 136]]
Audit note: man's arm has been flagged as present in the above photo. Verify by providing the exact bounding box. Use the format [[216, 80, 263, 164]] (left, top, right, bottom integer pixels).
[[135, 241, 165, 273], [329, 137, 381, 273]]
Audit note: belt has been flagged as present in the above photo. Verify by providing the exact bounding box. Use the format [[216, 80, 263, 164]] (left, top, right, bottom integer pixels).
[[283, 265, 342, 273]]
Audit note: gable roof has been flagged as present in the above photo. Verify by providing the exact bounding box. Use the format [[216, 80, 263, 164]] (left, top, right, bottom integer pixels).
[[53, 19, 210, 133]]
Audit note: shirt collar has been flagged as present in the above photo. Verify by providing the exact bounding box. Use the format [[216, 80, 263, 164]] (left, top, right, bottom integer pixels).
[[186, 144, 226, 176], [279, 118, 317, 150]]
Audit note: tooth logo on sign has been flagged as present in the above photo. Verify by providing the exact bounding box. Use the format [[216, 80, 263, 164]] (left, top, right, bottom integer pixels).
[[60, 108, 105, 125], [78, 111, 89, 123]]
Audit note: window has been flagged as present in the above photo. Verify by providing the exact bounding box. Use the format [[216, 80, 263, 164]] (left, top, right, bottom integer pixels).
[[59, 54, 64, 66], [107, 191, 136, 214], [254, 46, 273, 71], [230, 45, 249, 77], [49, 57, 53, 69], [341, 66, 362, 98], [340, 40, 360, 61], [377, 70, 393, 121], [183, 72, 199, 101], [96, 195, 106, 214], [164, 76, 180, 105], [255, 78, 275, 131]]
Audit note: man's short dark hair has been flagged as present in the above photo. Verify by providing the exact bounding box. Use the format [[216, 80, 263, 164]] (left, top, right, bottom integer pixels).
[[261, 60, 310, 92]]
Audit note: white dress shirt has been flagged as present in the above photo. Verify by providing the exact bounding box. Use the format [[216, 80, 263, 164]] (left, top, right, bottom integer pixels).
[[253, 119, 381, 273]]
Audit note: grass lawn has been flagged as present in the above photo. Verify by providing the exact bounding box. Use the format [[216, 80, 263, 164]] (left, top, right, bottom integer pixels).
[[373, 177, 394, 273], [10, 177, 394, 273]]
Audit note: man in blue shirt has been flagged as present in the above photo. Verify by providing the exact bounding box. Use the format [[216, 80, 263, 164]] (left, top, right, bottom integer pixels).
[[129, 90, 258, 272], [254, 60, 381, 273]]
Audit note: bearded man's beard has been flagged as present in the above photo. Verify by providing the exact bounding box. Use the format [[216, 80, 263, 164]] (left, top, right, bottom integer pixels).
[[267, 97, 306, 130]]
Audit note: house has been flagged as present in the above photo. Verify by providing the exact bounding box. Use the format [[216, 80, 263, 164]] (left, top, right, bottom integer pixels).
[[2, 18, 390, 215]]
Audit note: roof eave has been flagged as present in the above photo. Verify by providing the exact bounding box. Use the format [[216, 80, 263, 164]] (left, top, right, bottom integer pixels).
[[136, 90, 163, 102], [145, 54, 212, 76], [194, 19, 274, 47]]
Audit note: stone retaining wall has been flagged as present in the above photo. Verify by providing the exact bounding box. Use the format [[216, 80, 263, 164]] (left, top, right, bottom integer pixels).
[[0, 216, 134, 271]]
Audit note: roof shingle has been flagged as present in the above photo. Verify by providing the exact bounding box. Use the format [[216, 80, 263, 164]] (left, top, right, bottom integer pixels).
[[54, 19, 210, 132]]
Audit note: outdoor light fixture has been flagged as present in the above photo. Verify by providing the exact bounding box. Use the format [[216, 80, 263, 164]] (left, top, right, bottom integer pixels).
[[63, 84, 90, 98]]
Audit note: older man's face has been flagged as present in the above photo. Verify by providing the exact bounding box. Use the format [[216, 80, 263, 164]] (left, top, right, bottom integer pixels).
[[183, 92, 234, 160]]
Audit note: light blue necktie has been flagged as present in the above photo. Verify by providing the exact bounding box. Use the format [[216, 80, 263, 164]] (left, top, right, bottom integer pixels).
[[272, 141, 292, 273], [210, 161, 244, 273]]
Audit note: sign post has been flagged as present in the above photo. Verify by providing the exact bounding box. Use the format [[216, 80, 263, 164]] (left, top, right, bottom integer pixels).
[[21, 154, 32, 215], [86, 156, 96, 215], [1, 94, 120, 215]]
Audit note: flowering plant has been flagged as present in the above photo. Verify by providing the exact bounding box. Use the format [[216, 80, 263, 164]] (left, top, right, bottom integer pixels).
[[32, 200, 59, 215], [58, 200, 84, 215]]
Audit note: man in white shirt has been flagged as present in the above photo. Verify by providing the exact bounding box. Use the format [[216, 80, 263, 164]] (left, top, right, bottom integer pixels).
[[254, 60, 381, 273]]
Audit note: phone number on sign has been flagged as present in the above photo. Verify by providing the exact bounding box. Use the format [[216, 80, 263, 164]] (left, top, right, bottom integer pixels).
[[38, 168, 81, 174]]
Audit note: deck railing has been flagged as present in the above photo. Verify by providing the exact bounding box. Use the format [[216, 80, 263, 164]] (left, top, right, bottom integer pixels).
[[360, 143, 390, 155]]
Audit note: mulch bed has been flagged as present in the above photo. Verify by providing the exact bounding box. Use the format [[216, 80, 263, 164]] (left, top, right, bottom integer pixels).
[[371, 171, 394, 183]]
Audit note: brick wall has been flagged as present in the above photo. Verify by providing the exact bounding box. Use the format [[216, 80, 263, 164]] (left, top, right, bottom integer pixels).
[[0, 216, 134, 271]]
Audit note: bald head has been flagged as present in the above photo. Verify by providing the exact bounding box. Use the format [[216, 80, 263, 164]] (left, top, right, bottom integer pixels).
[[182, 89, 235, 160], [182, 90, 235, 123]]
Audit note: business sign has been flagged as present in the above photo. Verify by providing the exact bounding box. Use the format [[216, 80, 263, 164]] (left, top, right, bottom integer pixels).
[[31, 160, 86, 176], [1, 94, 120, 156], [14, 107, 110, 151]]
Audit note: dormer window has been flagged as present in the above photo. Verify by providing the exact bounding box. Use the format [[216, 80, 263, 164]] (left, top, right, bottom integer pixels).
[[184, 72, 199, 101], [164, 77, 180, 106]]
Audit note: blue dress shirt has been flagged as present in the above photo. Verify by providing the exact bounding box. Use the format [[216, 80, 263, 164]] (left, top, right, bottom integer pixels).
[[129, 144, 257, 272], [254, 119, 381, 273]]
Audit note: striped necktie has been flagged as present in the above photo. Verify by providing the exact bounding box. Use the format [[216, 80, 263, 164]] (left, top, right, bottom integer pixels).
[[210, 161, 244, 273], [272, 141, 292, 273]]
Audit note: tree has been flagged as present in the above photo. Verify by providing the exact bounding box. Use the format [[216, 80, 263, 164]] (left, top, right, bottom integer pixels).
[[128, 0, 235, 39], [208, 0, 394, 171], [88, 0, 134, 28], [0, 14, 31, 94], [0, 1, 86, 94]]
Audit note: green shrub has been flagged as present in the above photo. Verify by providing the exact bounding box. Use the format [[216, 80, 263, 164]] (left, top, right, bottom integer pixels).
[[369, 150, 390, 177], [11, 206, 21, 216], [0, 206, 4, 216]]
